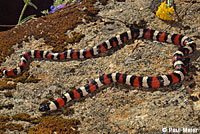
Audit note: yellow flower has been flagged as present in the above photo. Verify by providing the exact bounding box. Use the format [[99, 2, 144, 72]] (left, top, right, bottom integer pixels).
[[156, 1, 174, 21]]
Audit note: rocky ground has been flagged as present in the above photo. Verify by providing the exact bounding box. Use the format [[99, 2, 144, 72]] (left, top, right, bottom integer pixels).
[[0, 0, 200, 134]]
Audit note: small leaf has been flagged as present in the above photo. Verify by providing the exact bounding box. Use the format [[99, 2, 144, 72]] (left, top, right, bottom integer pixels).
[[28, 2, 38, 10], [19, 14, 36, 24], [41, 9, 49, 15]]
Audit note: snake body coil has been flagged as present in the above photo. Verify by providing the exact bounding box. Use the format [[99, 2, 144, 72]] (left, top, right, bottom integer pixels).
[[0, 29, 196, 112]]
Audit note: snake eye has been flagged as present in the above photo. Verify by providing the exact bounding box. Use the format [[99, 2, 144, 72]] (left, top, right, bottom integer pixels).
[[39, 103, 50, 112]]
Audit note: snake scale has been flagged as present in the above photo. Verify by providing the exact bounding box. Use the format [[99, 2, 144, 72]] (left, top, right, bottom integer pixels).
[[0, 28, 196, 112]]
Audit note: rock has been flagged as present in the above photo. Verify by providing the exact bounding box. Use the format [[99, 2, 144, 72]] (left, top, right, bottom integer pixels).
[[0, 0, 199, 133]]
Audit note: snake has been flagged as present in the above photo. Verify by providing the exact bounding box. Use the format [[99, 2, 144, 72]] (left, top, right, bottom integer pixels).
[[0, 29, 196, 112]]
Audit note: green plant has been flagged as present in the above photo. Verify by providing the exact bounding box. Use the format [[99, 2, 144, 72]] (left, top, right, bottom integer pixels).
[[41, 9, 49, 15], [53, 0, 68, 7], [18, 0, 38, 25]]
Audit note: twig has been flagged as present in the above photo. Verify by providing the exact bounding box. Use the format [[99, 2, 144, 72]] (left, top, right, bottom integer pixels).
[[0, 25, 16, 27]]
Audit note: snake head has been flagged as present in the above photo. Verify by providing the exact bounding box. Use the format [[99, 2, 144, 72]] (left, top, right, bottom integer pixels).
[[39, 103, 50, 112]]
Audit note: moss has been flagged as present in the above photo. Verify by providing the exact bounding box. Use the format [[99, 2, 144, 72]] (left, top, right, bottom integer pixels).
[[4, 91, 13, 98], [0, 122, 6, 132], [1, 116, 23, 132], [5, 123, 23, 131], [0, 115, 10, 133], [12, 72, 30, 83], [24, 75, 41, 83], [0, 0, 108, 64], [12, 113, 41, 124], [0, 115, 10, 122], [13, 72, 40, 83], [27, 116, 80, 134], [68, 32, 85, 44], [0, 130, 4, 134], [53, 32, 85, 52], [63, 108, 75, 116], [0, 79, 16, 90], [99, 0, 109, 5], [13, 113, 32, 121], [0, 72, 40, 91], [30, 117, 42, 124]]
